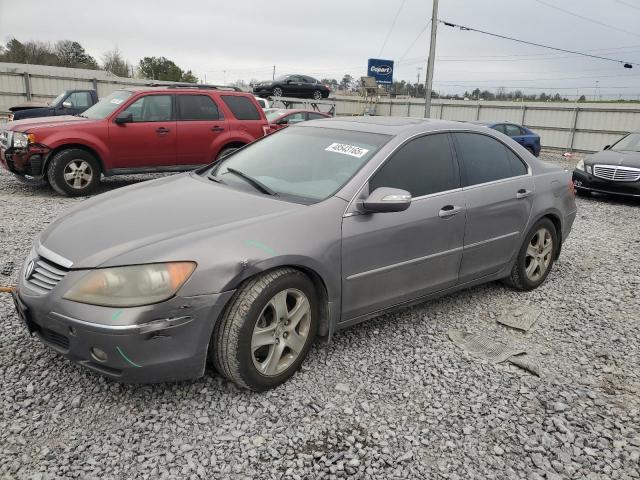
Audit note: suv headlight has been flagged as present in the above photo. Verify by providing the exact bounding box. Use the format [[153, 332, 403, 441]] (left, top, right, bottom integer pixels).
[[63, 262, 196, 307], [575, 159, 585, 171], [13, 132, 34, 149]]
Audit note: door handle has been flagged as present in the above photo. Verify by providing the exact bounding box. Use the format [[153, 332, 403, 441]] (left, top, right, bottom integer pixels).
[[516, 189, 531, 199], [155, 127, 170, 134], [438, 205, 462, 218], [211, 126, 225, 132]]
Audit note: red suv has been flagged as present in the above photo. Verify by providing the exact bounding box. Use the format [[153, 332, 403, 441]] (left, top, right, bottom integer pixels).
[[0, 85, 270, 196]]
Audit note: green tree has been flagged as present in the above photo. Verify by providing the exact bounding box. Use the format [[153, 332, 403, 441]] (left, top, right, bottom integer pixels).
[[181, 70, 198, 83], [102, 48, 130, 77], [54, 40, 98, 69], [578, 95, 586, 102], [0, 38, 58, 65], [340, 74, 353, 90], [138, 56, 185, 81]]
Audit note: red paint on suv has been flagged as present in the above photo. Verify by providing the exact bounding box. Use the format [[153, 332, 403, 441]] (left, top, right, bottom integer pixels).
[[0, 85, 270, 196]]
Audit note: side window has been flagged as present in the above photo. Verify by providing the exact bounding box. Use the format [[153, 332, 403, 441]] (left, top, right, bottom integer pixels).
[[303, 76, 316, 84], [369, 133, 459, 198], [221, 95, 261, 120], [67, 91, 92, 108], [121, 95, 172, 122], [504, 147, 528, 176], [283, 112, 306, 124], [177, 95, 220, 121], [505, 124, 523, 137], [492, 124, 506, 135], [308, 112, 328, 120], [454, 133, 516, 186]]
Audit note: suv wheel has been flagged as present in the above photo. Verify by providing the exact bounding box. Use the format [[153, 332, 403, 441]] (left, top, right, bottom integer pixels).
[[47, 149, 101, 197], [272, 87, 283, 98], [211, 268, 318, 391], [312, 90, 323, 100], [505, 218, 558, 291]]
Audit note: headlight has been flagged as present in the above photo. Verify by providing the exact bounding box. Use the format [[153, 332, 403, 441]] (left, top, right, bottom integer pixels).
[[63, 262, 196, 307], [575, 159, 585, 171], [13, 132, 34, 149], [585, 164, 592, 174]]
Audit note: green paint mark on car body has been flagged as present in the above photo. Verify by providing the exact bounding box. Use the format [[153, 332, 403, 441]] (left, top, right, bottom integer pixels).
[[116, 346, 142, 368], [112, 309, 123, 321], [245, 240, 277, 257]]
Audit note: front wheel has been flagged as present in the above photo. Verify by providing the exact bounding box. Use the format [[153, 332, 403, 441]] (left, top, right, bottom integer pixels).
[[272, 87, 283, 98], [505, 218, 558, 291], [211, 268, 318, 391], [47, 149, 101, 196], [312, 90, 323, 100]]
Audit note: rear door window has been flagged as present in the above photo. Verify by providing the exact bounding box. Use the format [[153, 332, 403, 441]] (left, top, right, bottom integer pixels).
[[491, 124, 507, 135], [308, 112, 328, 120], [221, 95, 262, 120], [177, 94, 221, 120], [369, 133, 459, 198]]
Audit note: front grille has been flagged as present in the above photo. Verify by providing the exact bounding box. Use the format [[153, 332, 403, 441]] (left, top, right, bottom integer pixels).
[[25, 256, 70, 294], [593, 164, 640, 182], [39, 327, 70, 350]]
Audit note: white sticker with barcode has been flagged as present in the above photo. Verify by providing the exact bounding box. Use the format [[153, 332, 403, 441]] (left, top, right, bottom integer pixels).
[[325, 143, 369, 158], [110, 98, 124, 104]]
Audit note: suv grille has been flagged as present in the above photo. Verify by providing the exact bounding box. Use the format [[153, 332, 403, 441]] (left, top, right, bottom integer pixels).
[[25, 257, 70, 294], [593, 164, 640, 182], [39, 327, 70, 350]]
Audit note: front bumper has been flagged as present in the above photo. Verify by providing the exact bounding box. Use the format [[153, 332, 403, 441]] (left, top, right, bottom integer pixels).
[[572, 169, 640, 198], [0, 144, 49, 177], [14, 266, 235, 383]]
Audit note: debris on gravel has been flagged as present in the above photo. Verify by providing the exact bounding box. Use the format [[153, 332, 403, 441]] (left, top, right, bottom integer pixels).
[[1, 151, 639, 479]]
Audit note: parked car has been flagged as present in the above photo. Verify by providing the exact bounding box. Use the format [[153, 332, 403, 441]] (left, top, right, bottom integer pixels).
[[0, 85, 270, 196], [253, 75, 330, 100], [9, 89, 99, 121], [572, 132, 640, 198], [265, 108, 331, 131], [471, 121, 541, 156], [254, 96, 270, 110], [11, 117, 576, 389]]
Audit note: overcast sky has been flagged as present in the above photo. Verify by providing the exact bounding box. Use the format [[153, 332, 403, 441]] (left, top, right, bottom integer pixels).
[[1, 0, 639, 98]]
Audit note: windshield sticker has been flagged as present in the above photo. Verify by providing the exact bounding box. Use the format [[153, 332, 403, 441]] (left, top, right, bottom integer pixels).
[[110, 98, 124, 105], [325, 143, 369, 158]]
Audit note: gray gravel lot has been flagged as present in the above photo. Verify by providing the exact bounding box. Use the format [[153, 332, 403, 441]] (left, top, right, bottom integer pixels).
[[1, 151, 639, 480]]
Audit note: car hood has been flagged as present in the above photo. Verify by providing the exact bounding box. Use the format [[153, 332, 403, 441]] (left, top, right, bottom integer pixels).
[[6, 115, 95, 132], [9, 101, 49, 112], [585, 150, 640, 168], [39, 173, 303, 269]]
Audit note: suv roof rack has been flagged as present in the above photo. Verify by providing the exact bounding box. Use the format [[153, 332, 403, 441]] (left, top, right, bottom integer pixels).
[[145, 83, 242, 92]]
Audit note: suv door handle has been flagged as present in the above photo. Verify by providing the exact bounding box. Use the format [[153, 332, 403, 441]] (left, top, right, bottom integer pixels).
[[438, 205, 462, 218], [211, 126, 225, 132], [155, 127, 170, 134], [516, 189, 531, 199]]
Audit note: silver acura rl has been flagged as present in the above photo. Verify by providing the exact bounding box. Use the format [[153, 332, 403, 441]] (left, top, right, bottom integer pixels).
[[12, 117, 577, 390]]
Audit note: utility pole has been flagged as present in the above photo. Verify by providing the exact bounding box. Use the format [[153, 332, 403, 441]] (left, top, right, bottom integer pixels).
[[424, 0, 439, 118], [272, 65, 276, 81], [416, 67, 422, 91]]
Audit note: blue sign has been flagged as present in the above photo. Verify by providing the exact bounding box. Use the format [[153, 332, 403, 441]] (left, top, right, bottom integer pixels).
[[367, 58, 394, 85]]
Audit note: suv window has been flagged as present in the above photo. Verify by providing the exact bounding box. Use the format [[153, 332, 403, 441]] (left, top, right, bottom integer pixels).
[[122, 94, 172, 122], [369, 133, 459, 198], [221, 95, 261, 120], [454, 132, 525, 186], [177, 94, 220, 120], [505, 124, 524, 136], [67, 91, 93, 108], [282, 112, 306, 124]]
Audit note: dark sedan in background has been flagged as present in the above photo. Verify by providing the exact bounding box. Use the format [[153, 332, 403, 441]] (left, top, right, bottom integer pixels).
[[264, 108, 331, 131], [472, 121, 541, 156], [573, 132, 640, 198], [253, 75, 331, 100]]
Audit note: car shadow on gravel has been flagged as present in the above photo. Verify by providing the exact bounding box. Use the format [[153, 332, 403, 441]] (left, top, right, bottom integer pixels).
[[579, 192, 640, 207]]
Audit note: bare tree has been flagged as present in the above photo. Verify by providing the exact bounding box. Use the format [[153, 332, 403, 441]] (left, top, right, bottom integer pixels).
[[102, 48, 130, 77]]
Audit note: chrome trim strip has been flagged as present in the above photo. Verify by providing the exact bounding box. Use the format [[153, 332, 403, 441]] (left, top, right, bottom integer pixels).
[[465, 231, 520, 250], [461, 173, 532, 191], [48, 312, 193, 334], [37, 243, 73, 269], [346, 246, 463, 280]]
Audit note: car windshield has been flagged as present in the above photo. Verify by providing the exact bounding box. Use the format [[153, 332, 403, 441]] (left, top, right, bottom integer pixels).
[[274, 75, 290, 82], [49, 92, 66, 107], [264, 109, 287, 121], [80, 90, 133, 119], [610, 133, 640, 152], [205, 127, 391, 203]]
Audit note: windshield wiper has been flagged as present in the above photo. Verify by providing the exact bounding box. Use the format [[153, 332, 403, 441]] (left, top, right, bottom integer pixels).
[[224, 167, 278, 196], [207, 173, 226, 184]]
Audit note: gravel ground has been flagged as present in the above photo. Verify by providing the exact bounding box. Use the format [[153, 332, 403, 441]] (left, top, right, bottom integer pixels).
[[1, 151, 639, 480]]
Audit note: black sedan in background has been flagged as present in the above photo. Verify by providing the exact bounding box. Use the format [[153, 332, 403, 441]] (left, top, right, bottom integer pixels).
[[253, 75, 330, 100], [573, 132, 640, 198]]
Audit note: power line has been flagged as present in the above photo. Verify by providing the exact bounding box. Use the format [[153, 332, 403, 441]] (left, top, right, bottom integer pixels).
[[398, 21, 430, 62], [615, 0, 640, 11], [440, 20, 639, 67], [532, 0, 640, 38], [378, 0, 407, 57]]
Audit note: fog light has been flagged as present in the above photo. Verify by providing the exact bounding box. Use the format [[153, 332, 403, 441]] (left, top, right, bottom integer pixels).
[[90, 347, 108, 363]]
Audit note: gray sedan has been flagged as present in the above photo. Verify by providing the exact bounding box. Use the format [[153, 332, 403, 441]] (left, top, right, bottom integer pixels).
[[13, 117, 577, 390]]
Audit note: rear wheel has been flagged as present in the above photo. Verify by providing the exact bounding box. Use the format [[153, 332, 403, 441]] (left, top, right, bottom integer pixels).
[[505, 218, 557, 291], [272, 87, 283, 98], [47, 148, 101, 197], [211, 268, 318, 391], [312, 90, 323, 100]]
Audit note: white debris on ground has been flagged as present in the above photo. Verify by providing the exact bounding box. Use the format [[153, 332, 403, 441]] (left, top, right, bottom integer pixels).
[[0, 150, 639, 479]]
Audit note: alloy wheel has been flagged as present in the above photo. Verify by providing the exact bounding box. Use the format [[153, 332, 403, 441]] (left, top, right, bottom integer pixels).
[[313, 90, 322, 100], [251, 288, 311, 376], [273, 87, 283, 97], [524, 227, 553, 282], [63, 160, 93, 190]]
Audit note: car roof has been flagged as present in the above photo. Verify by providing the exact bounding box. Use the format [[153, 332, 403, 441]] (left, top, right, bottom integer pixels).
[[298, 116, 495, 137]]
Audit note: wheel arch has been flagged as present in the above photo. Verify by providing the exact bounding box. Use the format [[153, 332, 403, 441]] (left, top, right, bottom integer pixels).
[[45, 143, 105, 174]]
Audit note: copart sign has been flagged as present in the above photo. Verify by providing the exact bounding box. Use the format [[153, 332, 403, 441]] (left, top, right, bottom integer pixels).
[[367, 58, 394, 85]]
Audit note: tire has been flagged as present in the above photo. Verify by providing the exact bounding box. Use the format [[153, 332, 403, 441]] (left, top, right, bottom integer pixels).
[[216, 147, 240, 161], [47, 149, 100, 197], [272, 87, 283, 98], [312, 90, 322, 100], [504, 218, 558, 291], [211, 268, 319, 391], [12, 173, 48, 188]]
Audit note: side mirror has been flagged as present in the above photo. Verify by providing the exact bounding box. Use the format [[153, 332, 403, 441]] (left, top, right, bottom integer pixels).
[[603, 145, 611, 150], [114, 111, 133, 124], [62, 101, 73, 109], [361, 187, 411, 213]]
